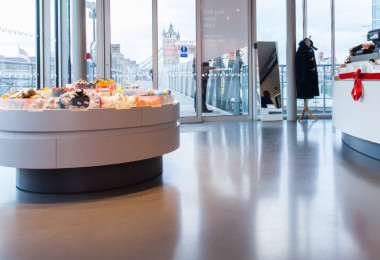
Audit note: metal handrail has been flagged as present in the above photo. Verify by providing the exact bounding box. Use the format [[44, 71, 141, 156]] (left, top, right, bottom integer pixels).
[[0, 59, 338, 115]]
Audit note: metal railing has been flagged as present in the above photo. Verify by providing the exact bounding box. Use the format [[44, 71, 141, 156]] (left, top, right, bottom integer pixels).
[[160, 62, 337, 116], [0, 59, 337, 116], [278, 64, 338, 115], [0, 59, 36, 95]]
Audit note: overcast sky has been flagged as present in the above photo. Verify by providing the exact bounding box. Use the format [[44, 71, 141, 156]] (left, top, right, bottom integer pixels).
[[111, 0, 196, 64], [0, 0, 36, 57], [257, 0, 372, 64], [0, 0, 373, 65]]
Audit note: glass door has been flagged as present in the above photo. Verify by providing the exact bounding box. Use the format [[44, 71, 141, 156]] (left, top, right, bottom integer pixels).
[[106, 0, 252, 122], [201, 0, 249, 118], [158, 0, 197, 119]]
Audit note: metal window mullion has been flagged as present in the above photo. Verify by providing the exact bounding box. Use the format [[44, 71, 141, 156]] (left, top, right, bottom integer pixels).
[[152, 0, 158, 90], [36, 0, 41, 89], [252, 0, 257, 120], [286, 0, 297, 121], [68, 0, 71, 83], [55, 0, 59, 87], [60, 0, 69, 85], [323, 66, 326, 113], [196, 0, 202, 119], [104, 0, 111, 79], [96, 0, 105, 78], [247, 0, 253, 120], [303, 0, 307, 38], [72, 0, 87, 81], [41, 0, 51, 88], [331, 0, 335, 76]]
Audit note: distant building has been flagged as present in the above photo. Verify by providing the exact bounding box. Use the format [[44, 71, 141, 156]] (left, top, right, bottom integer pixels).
[[318, 52, 324, 64], [110, 45, 139, 83], [162, 23, 181, 47], [0, 56, 36, 91], [162, 23, 181, 66], [161, 23, 196, 67]]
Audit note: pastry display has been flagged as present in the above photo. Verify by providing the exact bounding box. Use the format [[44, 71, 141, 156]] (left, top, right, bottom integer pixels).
[[160, 89, 174, 104], [136, 95, 162, 107], [142, 89, 174, 104], [39, 88, 52, 98], [101, 93, 135, 109], [51, 87, 73, 97], [94, 78, 115, 86], [60, 89, 90, 109], [0, 89, 57, 110], [24, 97, 59, 110], [75, 80, 96, 89], [0, 85, 176, 110], [121, 85, 145, 96], [2, 89, 40, 99]]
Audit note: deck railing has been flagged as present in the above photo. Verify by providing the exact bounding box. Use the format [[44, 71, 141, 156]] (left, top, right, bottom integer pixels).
[[0, 59, 338, 115]]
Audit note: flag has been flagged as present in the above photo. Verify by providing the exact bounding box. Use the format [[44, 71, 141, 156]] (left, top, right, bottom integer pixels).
[[18, 47, 29, 61]]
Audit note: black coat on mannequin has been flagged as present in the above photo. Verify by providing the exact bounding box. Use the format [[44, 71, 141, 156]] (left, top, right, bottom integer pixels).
[[295, 39, 320, 99]]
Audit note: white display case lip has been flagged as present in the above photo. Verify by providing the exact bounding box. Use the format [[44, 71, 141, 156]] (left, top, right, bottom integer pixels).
[[0, 102, 179, 132]]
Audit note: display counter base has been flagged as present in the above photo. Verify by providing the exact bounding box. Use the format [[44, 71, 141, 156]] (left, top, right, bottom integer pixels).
[[342, 133, 380, 161], [16, 156, 163, 194]]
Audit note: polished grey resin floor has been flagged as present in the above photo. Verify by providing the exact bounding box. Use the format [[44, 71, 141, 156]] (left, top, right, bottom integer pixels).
[[1, 120, 380, 260]]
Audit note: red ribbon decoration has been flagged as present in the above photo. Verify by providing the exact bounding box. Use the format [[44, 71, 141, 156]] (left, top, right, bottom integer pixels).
[[339, 72, 380, 80], [351, 69, 363, 101], [339, 71, 380, 101]]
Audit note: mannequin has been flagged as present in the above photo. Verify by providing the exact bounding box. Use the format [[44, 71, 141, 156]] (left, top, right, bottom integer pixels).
[[295, 37, 319, 121]]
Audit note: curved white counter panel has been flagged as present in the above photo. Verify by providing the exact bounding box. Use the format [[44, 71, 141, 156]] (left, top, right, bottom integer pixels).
[[333, 80, 380, 160], [0, 103, 180, 193]]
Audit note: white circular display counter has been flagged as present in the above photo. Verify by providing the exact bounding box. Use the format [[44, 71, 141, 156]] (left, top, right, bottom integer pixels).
[[0, 103, 180, 193], [333, 80, 380, 160]]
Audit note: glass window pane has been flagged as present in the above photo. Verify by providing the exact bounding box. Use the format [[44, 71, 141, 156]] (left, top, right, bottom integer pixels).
[[335, 1, 371, 116], [86, 0, 97, 82], [51, 0, 57, 88], [336, 0, 371, 64], [257, 0, 303, 117], [373, 3, 380, 31], [158, 0, 196, 118], [306, 0, 332, 115], [374, 5, 380, 20], [201, 0, 249, 116], [373, 19, 380, 29], [0, 0, 37, 93], [110, 0, 153, 88]]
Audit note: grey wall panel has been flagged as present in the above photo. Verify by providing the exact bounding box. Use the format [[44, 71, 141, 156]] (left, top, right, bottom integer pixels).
[[56, 124, 179, 168], [0, 138, 56, 169]]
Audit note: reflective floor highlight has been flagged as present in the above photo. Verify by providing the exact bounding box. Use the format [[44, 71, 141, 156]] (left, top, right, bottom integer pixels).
[[1, 120, 380, 260]]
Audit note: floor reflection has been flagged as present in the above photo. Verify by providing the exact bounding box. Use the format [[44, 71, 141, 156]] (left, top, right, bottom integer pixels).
[[335, 137, 380, 260], [1, 120, 380, 259], [0, 173, 181, 260]]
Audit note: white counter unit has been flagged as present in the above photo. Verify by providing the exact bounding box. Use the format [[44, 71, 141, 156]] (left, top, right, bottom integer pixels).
[[0, 103, 180, 193], [333, 80, 380, 144], [333, 80, 380, 160]]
